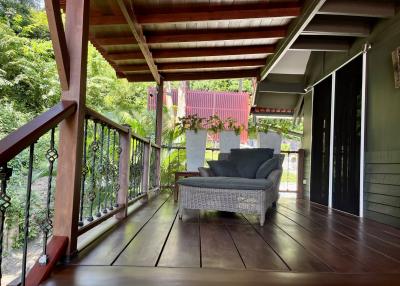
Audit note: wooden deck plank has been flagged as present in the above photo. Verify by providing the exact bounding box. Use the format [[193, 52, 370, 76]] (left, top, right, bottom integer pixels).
[[200, 223, 245, 269], [279, 200, 400, 263], [73, 193, 170, 265], [243, 214, 332, 272], [157, 210, 200, 268], [270, 211, 369, 273], [113, 197, 178, 266], [226, 224, 289, 271], [276, 206, 400, 272], [43, 266, 400, 286]]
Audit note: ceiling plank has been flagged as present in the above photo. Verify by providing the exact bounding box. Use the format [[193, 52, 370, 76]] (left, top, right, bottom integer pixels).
[[290, 36, 350, 52], [108, 51, 145, 60], [44, 0, 70, 91], [116, 0, 160, 84], [318, 0, 395, 18], [146, 27, 287, 43], [119, 59, 266, 72], [303, 16, 370, 37], [126, 69, 260, 82], [259, 0, 328, 82]]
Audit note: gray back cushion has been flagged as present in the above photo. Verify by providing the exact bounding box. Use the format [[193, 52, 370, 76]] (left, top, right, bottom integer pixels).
[[229, 148, 274, 179], [208, 160, 240, 177], [198, 167, 214, 177], [255, 156, 280, 179], [218, 153, 231, 161]]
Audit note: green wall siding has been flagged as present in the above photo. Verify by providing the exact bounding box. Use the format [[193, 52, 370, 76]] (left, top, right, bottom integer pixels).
[[303, 13, 400, 228]]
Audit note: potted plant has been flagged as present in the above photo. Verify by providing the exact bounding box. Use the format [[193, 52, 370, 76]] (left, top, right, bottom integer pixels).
[[256, 119, 282, 154], [219, 117, 243, 153], [176, 114, 207, 171]]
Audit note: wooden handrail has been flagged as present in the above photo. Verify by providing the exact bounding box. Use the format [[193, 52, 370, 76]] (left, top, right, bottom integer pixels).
[[0, 101, 77, 164], [85, 107, 130, 134], [132, 132, 150, 144]]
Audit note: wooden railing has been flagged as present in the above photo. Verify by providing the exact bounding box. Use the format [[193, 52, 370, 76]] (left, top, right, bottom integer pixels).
[[0, 103, 161, 286], [0, 101, 76, 286]]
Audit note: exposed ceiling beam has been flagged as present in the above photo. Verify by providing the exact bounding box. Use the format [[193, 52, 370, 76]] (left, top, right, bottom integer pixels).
[[90, 2, 301, 25], [119, 59, 266, 72], [107, 45, 274, 61], [116, 0, 160, 84], [303, 16, 371, 37], [125, 69, 260, 82], [259, 0, 328, 82], [318, 0, 395, 18], [290, 36, 350, 52], [146, 27, 287, 43]]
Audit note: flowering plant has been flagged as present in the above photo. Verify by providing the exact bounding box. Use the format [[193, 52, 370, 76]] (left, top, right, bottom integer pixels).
[[224, 117, 244, 135], [176, 114, 206, 133], [206, 115, 224, 134]]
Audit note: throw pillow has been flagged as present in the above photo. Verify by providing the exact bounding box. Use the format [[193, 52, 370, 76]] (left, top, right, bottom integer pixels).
[[229, 148, 274, 178], [208, 160, 240, 177], [198, 167, 214, 177], [255, 156, 280, 179]]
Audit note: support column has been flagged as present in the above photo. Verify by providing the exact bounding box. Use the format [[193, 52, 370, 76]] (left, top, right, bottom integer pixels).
[[155, 80, 164, 188], [116, 128, 131, 220], [52, 0, 90, 257]]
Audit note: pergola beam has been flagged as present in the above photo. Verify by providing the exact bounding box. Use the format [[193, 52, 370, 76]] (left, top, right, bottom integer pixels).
[[260, 0, 327, 81], [146, 27, 287, 43], [44, 0, 70, 90], [318, 0, 395, 18], [90, 2, 301, 25], [116, 0, 160, 84]]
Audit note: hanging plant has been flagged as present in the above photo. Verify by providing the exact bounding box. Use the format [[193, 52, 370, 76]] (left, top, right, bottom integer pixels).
[[176, 114, 206, 134]]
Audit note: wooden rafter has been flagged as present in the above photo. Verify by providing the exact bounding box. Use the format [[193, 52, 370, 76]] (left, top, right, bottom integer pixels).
[[108, 45, 275, 61], [116, 0, 160, 84], [125, 69, 260, 82], [45, 0, 69, 90], [90, 2, 301, 25], [118, 59, 266, 72], [146, 27, 287, 43]]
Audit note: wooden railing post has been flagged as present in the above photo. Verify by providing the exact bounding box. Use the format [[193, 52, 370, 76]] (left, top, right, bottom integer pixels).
[[155, 80, 164, 190], [142, 142, 151, 196], [51, 0, 90, 257], [297, 149, 305, 199], [116, 128, 131, 219]]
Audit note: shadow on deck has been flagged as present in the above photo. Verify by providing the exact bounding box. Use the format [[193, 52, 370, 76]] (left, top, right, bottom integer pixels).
[[43, 191, 400, 285]]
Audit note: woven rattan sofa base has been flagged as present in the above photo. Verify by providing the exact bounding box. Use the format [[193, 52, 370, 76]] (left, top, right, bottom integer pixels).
[[178, 185, 277, 226]]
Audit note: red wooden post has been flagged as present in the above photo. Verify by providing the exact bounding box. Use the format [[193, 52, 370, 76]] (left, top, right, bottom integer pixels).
[[116, 128, 132, 219], [52, 0, 90, 257], [297, 149, 305, 199]]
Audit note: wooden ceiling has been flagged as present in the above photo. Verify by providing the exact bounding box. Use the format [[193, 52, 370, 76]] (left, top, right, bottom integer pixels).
[[59, 0, 398, 83]]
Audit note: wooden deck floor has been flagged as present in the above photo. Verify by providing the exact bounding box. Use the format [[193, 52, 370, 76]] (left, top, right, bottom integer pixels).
[[44, 191, 400, 285]]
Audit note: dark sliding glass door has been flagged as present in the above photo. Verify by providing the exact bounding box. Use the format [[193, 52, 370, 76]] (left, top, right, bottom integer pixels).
[[332, 56, 362, 215], [310, 76, 332, 206]]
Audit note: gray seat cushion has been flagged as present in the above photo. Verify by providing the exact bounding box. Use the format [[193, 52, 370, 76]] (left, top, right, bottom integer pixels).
[[177, 176, 273, 190], [229, 148, 274, 179]]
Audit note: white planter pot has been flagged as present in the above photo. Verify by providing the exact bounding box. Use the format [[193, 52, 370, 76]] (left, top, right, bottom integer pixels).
[[220, 130, 240, 153], [257, 131, 282, 154], [186, 130, 207, 171]]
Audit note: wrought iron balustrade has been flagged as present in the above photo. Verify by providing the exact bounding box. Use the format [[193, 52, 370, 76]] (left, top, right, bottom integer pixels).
[[0, 101, 76, 286]]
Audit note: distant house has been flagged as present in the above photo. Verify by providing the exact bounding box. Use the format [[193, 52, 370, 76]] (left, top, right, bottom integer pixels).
[[148, 89, 250, 143]]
